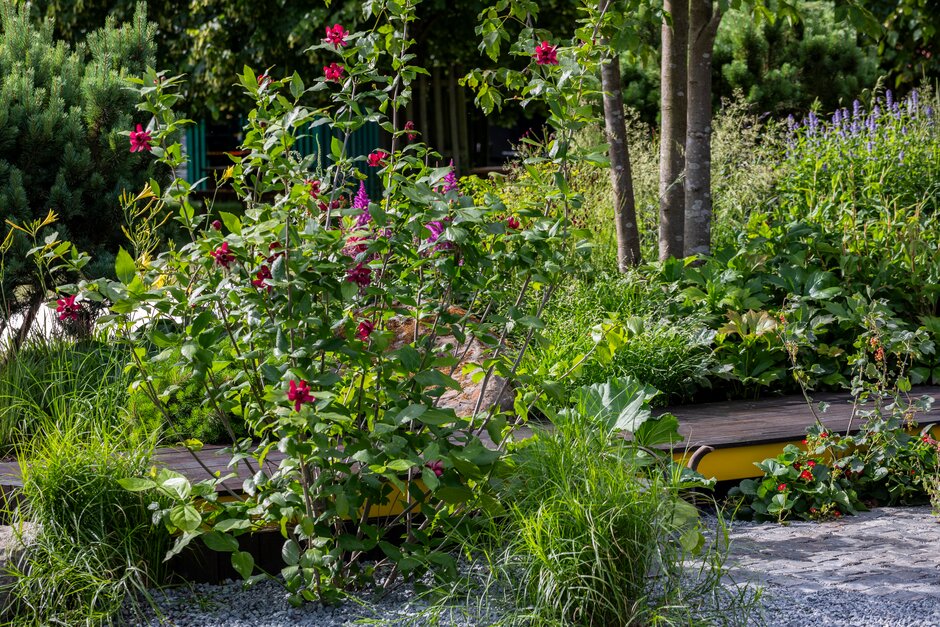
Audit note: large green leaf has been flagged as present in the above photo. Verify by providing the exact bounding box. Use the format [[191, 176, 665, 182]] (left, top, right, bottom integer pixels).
[[572, 376, 659, 434]]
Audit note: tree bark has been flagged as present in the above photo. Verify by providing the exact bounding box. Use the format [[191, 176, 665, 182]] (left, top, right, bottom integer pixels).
[[600, 49, 642, 269], [447, 66, 461, 171], [418, 74, 429, 145], [684, 0, 721, 258], [658, 0, 688, 260], [455, 65, 471, 171], [432, 66, 445, 158]]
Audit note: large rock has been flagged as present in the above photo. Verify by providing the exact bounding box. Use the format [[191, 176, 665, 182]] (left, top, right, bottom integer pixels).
[[386, 316, 514, 417], [0, 522, 38, 610]]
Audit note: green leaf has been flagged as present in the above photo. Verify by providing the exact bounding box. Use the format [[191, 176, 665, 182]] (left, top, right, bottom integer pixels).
[[218, 212, 241, 235], [232, 550, 254, 579], [290, 71, 305, 100], [169, 504, 202, 533], [635, 412, 683, 448], [115, 247, 135, 285], [203, 531, 239, 553], [118, 477, 156, 492], [572, 376, 659, 434], [282, 539, 301, 566], [215, 518, 252, 533]]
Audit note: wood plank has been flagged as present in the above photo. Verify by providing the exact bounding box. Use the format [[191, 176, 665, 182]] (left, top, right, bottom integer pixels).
[[0, 387, 937, 492]]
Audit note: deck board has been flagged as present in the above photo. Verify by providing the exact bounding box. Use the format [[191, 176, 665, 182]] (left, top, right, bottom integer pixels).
[[1, 387, 937, 491], [661, 386, 940, 449]]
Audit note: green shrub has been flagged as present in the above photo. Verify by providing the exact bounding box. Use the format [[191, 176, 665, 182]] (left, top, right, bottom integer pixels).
[[4, 423, 170, 625], [0, 2, 158, 317]]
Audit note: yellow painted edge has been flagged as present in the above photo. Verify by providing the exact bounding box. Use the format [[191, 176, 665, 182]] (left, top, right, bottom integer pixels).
[[674, 423, 940, 483]]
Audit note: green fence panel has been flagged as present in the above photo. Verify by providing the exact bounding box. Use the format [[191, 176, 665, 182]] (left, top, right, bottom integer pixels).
[[184, 120, 208, 191]]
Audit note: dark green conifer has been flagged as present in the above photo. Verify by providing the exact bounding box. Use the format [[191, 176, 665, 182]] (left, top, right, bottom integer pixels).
[[0, 1, 155, 329]]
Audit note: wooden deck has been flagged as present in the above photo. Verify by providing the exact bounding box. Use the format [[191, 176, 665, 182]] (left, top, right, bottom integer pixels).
[[662, 386, 940, 450], [0, 387, 937, 489]]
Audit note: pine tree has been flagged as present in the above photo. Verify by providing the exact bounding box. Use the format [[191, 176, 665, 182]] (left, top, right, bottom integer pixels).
[[0, 1, 155, 328]]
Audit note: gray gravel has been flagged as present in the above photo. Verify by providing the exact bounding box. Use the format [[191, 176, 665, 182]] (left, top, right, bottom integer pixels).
[[121, 507, 940, 626]]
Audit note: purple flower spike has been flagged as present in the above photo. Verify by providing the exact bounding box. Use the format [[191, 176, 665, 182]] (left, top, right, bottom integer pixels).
[[442, 160, 458, 193], [353, 181, 371, 228], [886, 90, 894, 108], [852, 99, 862, 119]]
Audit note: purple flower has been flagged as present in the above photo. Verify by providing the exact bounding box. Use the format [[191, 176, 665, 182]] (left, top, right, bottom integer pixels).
[[807, 111, 818, 137], [442, 160, 458, 193], [352, 181, 371, 228], [424, 220, 454, 253], [886, 90, 894, 108], [852, 99, 862, 120]]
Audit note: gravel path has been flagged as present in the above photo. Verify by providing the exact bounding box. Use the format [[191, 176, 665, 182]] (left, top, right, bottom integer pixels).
[[725, 506, 940, 626], [120, 506, 940, 626]]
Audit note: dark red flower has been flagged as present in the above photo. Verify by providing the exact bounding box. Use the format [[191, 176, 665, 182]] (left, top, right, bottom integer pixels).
[[800, 469, 813, 481], [305, 179, 321, 197], [534, 41, 558, 65], [324, 24, 349, 48], [807, 460, 817, 468], [210, 242, 235, 268], [318, 199, 343, 212], [346, 263, 371, 287], [777, 483, 787, 492], [425, 460, 444, 478], [324, 62, 345, 82], [252, 265, 272, 291], [404, 120, 416, 141], [55, 294, 81, 322], [367, 150, 387, 167], [287, 379, 315, 412], [129, 124, 152, 153], [211, 219, 222, 231], [356, 319, 374, 340], [506, 216, 521, 230]]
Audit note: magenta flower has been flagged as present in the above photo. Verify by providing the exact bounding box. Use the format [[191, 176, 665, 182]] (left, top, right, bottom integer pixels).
[[129, 124, 152, 153], [287, 379, 315, 412], [210, 242, 235, 268], [534, 41, 559, 66], [404, 120, 416, 141], [352, 181, 371, 227], [211, 219, 222, 231], [55, 294, 81, 322], [356, 319, 374, 340], [252, 265, 272, 291], [441, 160, 458, 193], [425, 460, 444, 478], [346, 263, 371, 287], [305, 179, 321, 197], [324, 62, 345, 82], [324, 24, 349, 48], [425, 220, 454, 253], [367, 150, 387, 167], [267, 241, 285, 263], [506, 216, 520, 230]]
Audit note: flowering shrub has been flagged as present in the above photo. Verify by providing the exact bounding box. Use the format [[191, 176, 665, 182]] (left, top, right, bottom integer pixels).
[[72, 1, 595, 604]]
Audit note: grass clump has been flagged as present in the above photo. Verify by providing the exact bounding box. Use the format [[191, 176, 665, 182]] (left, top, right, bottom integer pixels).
[[451, 382, 750, 626], [3, 422, 169, 626]]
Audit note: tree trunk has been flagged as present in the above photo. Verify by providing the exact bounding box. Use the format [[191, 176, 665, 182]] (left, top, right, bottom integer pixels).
[[455, 65, 470, 171], [600, 48, 642, 269], [418, 74, 429, 145], [447, 66, 461, 171], [684, 0, 721, 258], [432, 67, 445, 159], [658, 0, 688, 260]]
